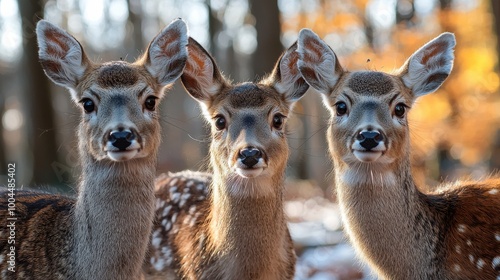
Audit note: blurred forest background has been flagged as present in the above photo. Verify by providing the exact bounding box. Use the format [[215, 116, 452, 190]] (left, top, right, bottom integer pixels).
[[0, 0, 499, 278], [0, 0, 499, 191]]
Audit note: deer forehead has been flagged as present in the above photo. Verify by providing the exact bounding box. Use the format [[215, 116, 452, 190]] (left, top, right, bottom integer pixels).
[[329, 71, 413, 110], [78, 61, 160, 95], [96, 62, 139, 87], [346, 71, 395, 95], [212, 83, 284, 111]]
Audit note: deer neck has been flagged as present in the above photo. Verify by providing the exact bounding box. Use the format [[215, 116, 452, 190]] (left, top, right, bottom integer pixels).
[[332, 155, 443, 279], [207, 172, 290, 278], [71, 151, 156, 279]]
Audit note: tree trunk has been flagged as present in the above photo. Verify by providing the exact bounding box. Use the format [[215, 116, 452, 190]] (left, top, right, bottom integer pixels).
[[17, 0, 60, 186], [126, 0, 144, 57], [492, 0, 500, 73], [249, 0, 282, 80]]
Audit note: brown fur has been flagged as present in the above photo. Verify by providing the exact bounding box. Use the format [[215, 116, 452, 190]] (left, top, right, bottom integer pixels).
[[97, 63, 139, 87], [347, 72, 394, 95], [297, 30, 500, 280], [142, 37, 308, 280], [0, 20, 188, 279]]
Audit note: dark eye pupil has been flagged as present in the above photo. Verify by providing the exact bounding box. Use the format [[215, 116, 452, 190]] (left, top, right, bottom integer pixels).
[[395, 104, 405, 117], [215, 116, 226, 130], [145, 97, 156, 111], [273, 115, 284, 129], [336, 102, 347, 116], [83, 99, 95, 113]]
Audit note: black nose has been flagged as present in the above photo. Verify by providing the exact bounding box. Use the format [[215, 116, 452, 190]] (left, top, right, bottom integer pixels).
[[357, 131, 383, 151], [109, 130, 135, 151], [239, 147, 262, 168]]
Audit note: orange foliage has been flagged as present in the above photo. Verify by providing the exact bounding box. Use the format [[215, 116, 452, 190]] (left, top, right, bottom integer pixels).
[[281, 0, 500, 178]]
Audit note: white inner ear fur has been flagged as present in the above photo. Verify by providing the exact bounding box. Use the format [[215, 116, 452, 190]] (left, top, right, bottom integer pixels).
[[146, 19, 189, 86], [36, 20, 86, 91], [183, 44, 224, 104], [188, 56, 221, 98], [296, 28, 340, 95], [400, 32, 456, 97], [273, 49, 299, 99]]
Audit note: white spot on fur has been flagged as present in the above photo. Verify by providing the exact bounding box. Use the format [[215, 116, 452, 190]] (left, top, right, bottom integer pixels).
[[161, 246, 174, 266], [455, 245, 461, 254], [466, 240, 472, 246], [179, 193, 191, 207], [162, 205, 172, 218], [151, 229, 162, 249], [171, 212, 178, 223], [457, 224, 466, 233], [152, 236, 161, 249], [189, 205, 197, 215], [489, 189, 499, 195], [453, 264, 461, 272], [171, 193, 181, 204], [496, 233, 500, 241], [469, 254, 474, 263], [476, 258, 485, 269], [155, 199, 165, 209], [196, 183, 204, 191], [493, 256, 500, 269], [0, 254, 3, 264], [151, 256, 166, 271], [165, 221, 172, 231], [161, 219, 168, 226], [169, 185, 178, 193], [170, 178, 179, 186]]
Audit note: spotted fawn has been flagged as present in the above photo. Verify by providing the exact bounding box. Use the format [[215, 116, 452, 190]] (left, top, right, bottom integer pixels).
[[0, 19, 188, 279], [142, 37, 309, 279], [297, 29, 500, 279]]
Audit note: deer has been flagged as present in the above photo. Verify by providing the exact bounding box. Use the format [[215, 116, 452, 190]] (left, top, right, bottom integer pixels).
[[296, 29, 500, 279], [141, 37, 309, 280], [0, 19, 188, 279]]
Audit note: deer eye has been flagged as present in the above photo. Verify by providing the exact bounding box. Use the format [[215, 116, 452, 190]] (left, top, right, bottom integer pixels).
[[335, 101, 348, 116], [81, 98, 95, 113], [272, 114, 285, 130], [394, 103, 406, 118], [214, 115, 226, 130], [145, 96, 157, 111]]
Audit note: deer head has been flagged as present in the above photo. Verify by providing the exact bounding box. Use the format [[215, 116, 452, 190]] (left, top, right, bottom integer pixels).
[[36, 19, 189, 162]]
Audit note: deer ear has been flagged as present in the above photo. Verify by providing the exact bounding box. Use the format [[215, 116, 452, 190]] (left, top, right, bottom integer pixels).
[[398, 32, 456, 98], [180, 37, 227, 106], [143, 18, 189, 87], [264, 42, 309, 104], [36, 20, 90, 93], [296, 29, 343, 95]]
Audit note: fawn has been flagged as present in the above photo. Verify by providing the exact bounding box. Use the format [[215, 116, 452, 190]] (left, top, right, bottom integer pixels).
[[0, 19, 188, 279], [296, 29, 500, 279], [142, 37, 309, 279]]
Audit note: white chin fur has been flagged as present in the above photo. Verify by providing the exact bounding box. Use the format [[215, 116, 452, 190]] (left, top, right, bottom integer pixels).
[[107, 150, 138, 161], [353, 150, 382, 162], [235, 167, 264, 178]]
